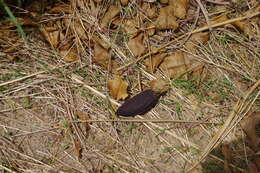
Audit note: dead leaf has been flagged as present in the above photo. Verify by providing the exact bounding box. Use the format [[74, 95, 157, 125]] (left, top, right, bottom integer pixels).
[[120, 0, 129, 6], [222, 144, 232, 173], [210, 14, 229, 25], [241, 112, 260, 151], [92, 42, 117, 70], [128, 33, 146, 57], [49, 4, 72, 14], [254, 156, 260, 170], [1, 17, 39, 29], [92, 34, 111, 50], [108, 75, 129, 100], [232, 20, 254, 38], [146, 22, 156, 36], [184, 32, 209, 51], [159, 0, 169, 3], [73, 20, 88, 39], [155, 6, 179, 30], [44, 31, 60, 48], [169, 0, 189, 19], [230, 4, 260, 38], [148, 78, 170, 93], [60, 48, 79, 62], [94, 0, 103, 3], [145, 53, 167, 73], [160, 50, 188, 79], [122, 19, 140, 37], [187, 61, 207, 85], [76, 111, 91, 135], [244, 3, 260, 16], [43, 26, 58, 32], [101, 5, 121, 28], [248, 162, 258, 173], [74, 139, 82, 159], [141, 2, 157, 19]]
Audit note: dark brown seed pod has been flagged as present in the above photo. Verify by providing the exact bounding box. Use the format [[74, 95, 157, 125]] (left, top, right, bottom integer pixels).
[[116, 89, 161, 117]]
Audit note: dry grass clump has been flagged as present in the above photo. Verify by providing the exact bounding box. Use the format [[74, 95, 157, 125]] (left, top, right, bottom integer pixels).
[[0, 0, 259, 172]]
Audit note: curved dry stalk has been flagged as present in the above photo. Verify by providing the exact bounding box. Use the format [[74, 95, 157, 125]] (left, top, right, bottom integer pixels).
[[188, 79, 260, 172]]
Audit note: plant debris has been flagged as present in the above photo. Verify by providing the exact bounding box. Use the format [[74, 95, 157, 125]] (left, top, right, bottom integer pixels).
[[116, 89, 161, 117]]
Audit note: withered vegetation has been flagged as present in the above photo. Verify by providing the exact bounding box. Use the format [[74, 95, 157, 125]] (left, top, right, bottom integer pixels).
[[0, 0, 259, 172]]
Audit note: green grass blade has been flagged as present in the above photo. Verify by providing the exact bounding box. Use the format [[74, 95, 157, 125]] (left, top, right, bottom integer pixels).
[[0, 0, 26, 40]]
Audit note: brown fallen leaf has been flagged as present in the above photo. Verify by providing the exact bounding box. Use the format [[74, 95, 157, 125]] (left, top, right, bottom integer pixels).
[[210, 14, 229, 25], [94, 0, 103, 3], [160, 50, 188, 79], [0, 17, 39, 29], [122, 19, 140, 37], [146, 22, 156, 36], [73, 139, 82, 160], [159, 0, 169, 3], [101, 5, 121, 28], [148, 78, 170, 93], [187, 60, 207, 85], [41, 28, 60, 48], [60, 48, 79, 62], [92, 34, 111, 50], [145, 53, 167, 73], [108, 75, 129, 100], [120, 0, 129, 6], [254, 156, 260, 170], [222, 144, 232, 173], [92, 42, 117, 70], [184, 32, 209, 51], [241, 112, 260, 151], [248, 162, 258, 173], [230, 4, 260, 38], [155, 6, 179, 30], [49, 3, 72, 14], [128, 33, 146, 57], [169, 0, 189, 19], [63, 19, 88, 39], [76, 111, 91, 136], [232, 20, 254, 38], [141, 2, 158, 19]]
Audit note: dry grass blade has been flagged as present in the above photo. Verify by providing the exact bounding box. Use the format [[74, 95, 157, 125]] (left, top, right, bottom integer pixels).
[[71, 74, 119, 106], [116, 10, 260, 71], [0, 63, 76, 87], [72, 119, 220, 124], [195, 0, 212, 31], [1, 1, 259, 172], [0, 165, 15, 173], [71, 73, 244, 171], [188, 79, 260, 172]]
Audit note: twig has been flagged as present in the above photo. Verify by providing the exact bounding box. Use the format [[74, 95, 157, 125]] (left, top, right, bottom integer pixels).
[[10, 128, 59, 138], [0, 146, 53, 169], [188, 79, 260, 172], [116, 11, 260, 71], [71, 74, 119, 106], [0, 165, 15, 173], [71, 74, 250, 172], [196, 0, 212, 31], [72, 119, 220, 124], [0, 101, 59, 113], [0, 62, 77, 87], [205, 0, 230, 5]]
